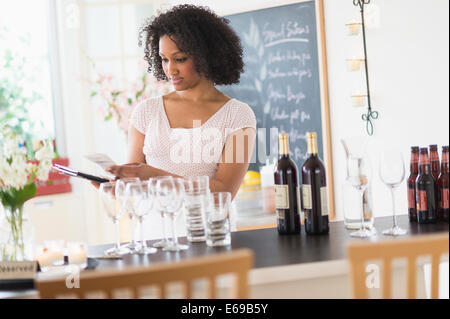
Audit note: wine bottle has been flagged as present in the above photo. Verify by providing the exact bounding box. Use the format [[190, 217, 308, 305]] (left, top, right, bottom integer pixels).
[[274, 133, 301, 235], [301, 132, 329, 235], [437, 146, 449, 221], [416, 148, 437, 224], [407, 146, 420, 222]]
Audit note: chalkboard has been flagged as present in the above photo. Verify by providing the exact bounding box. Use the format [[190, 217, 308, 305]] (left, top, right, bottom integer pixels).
[[219, 0, 334, 218]]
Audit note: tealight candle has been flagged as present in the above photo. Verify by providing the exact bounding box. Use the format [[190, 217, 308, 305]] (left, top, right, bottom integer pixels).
[[43, 240, 65, 266], [68, 242, 87, 269], [346, 23, 361, 36], [352, 94, 367, 107], [35, 248, 53, 271], [347, 59, 364, 72]]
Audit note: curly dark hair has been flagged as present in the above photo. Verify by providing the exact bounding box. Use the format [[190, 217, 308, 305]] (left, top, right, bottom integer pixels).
[[138, 4, 244, 85]]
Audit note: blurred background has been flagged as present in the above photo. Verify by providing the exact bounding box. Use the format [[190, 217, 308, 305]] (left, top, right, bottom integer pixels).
[[0, 0, 448, 246]]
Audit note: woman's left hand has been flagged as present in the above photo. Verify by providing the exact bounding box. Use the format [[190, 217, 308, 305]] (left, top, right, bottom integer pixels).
[[106, 162, 149, 179]]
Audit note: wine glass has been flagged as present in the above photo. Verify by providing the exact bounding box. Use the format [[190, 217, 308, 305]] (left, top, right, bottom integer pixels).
[[126, 181, 157, 254], [115, 177, 141, 252], [155, 176, 188, 251], [99, 182, 130, 256], [348, 156, 377, 238], [379, 150, 407, 236], [148, 176, 173, 249]]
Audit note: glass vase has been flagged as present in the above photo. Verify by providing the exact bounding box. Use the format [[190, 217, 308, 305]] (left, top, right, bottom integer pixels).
[[0, 205, 35, 261]]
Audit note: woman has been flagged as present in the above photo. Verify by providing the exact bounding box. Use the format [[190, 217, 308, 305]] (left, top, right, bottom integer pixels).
[[106, 4, 256, 200]]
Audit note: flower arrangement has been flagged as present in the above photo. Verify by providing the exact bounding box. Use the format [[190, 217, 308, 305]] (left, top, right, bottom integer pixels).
[[0, 126, 54, 261], [88, 60, 172, 136]]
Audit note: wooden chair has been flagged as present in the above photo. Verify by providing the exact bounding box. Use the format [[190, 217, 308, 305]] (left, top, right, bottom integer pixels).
[[347, 233, 449, 299], [36, 248, 253, 299]]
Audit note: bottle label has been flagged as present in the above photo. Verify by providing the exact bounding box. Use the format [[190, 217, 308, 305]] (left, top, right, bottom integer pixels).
[[320, 187, 328, 216], [441, 188, 449, 209], [417, 190, 428, 211], [408, 187, 416, 209], [296, 186, 301, 213], [430, 152, 439, 161], [277, 210, 285, 220], [274, 185, 289, 209], [302, 184, 312, 210]]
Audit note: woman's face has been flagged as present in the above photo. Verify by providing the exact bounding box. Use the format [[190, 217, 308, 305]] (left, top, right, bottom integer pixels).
[[159, 35, 202, 91]]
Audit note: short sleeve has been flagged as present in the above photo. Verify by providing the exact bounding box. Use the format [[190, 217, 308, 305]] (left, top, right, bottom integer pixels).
[[130, 97, 159, 134], [230, 102, 257, 132]]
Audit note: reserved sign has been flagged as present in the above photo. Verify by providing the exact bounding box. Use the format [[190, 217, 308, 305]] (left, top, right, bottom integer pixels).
[[0, 261, 37, 279]]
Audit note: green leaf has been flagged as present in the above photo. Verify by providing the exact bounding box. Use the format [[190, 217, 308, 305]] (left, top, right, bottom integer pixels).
[[104, 113, 113, 121], [127, 98, 133, 105], [0, 184, 36, 209], [90, 91, 97, 97]]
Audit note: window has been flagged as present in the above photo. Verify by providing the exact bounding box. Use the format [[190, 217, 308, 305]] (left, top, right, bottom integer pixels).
[[0, 0, 58, 154]]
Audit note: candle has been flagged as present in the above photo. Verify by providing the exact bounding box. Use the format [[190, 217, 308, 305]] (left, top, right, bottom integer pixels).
[[347, 59, 364, 72], [35, 249, 53, 271], [346, 23, 361, 36], [68, 242, 87, 269], [43, 240, 65, 266], [352, 94, 367, 107]]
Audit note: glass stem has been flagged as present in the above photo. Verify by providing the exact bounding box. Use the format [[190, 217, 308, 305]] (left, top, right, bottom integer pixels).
[[161, 211, 168, 242], [114, 220, 121, 250], [140, 217, 146, 249], [171, 214, 178, 246], [360, 190, 366, 231], [129, 216, 136, 245], [390, 186, 398, 228]]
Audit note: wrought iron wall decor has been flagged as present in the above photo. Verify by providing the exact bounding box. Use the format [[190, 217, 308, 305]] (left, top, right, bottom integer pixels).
[[349, 0, 379, 136]]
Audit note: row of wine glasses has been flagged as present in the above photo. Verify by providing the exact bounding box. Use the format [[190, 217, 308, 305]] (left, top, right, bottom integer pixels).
[[98, 176, 189, 256], [343, 137, 407, 238]]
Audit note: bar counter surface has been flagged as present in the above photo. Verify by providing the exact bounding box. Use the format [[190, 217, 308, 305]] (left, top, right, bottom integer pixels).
[[1, 214, 448, 299], [87, 215, 448, 270]]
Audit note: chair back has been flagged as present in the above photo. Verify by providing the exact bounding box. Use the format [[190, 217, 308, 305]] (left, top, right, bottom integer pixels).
[[37, 248, 253, 299]]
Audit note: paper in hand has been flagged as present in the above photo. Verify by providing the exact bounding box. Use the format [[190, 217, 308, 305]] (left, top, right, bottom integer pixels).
[[85, 153, 117, 179]]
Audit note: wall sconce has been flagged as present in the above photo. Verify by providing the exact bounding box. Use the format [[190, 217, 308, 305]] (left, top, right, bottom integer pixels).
[[347, 0, 379, 136], [346, 22, 361, 36], [346, 58, 365, 72], [351, 94, 367, 107]]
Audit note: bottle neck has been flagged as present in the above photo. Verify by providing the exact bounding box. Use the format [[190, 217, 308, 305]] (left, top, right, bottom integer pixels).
[[307, 135, 318, 155], [410, 162, 419, 174], [441, 152, 449, 173], [279, 138, 290, 158], [410, 152, 419, 174], [430, 151, 439, 162], [419, 164, 431, 175]]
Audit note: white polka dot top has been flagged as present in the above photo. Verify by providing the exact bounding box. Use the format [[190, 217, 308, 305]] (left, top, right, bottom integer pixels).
[[130, 95, 257, 178]]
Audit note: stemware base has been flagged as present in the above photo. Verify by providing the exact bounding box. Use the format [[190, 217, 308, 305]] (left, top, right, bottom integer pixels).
[[153, 239, 171, 248], [104, 246, 131, 256], [136, 246, 158, 254], [382, 226, 407, 236], [163, 243, 189, 252], [350, 227, 377, 238]]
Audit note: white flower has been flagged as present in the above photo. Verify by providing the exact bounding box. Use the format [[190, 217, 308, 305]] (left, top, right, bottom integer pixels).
[[35, 140, 53, 161]]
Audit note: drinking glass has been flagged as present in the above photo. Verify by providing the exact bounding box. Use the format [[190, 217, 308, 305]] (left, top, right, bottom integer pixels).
[[182, 176, 210, 242], [379, 150, 407, 236], [115, 177, 141, 252], [148, 176, 173, 249], [348, 156, 377, 238], [99, 182, 129, 256], [155, 177, 188, 251], [127, 181, 157, 254], [205, 192, 232, 247]]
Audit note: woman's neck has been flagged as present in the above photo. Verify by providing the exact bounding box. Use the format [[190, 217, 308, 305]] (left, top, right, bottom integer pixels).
[[174, 78, 221, 102]]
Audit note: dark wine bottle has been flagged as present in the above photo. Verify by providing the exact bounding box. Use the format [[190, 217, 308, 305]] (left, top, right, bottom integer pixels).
[[407, 146, 420, 222], [301, 132, 329, 235], [416, 148, 437, 224], [274, 133, 301, 235], [437, 146, 449, 221]]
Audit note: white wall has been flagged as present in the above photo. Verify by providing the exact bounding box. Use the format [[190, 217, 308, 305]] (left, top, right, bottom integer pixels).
[[51, 0, 448, 244]]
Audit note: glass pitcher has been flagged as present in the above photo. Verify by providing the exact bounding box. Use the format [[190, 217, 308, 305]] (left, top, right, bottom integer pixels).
[[341, 137, 374, 230]]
